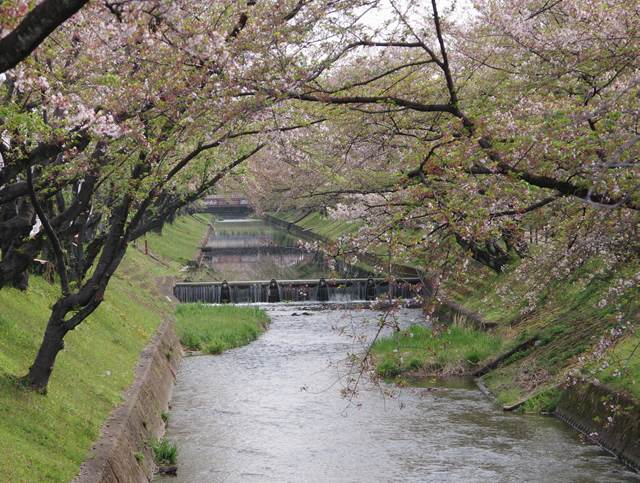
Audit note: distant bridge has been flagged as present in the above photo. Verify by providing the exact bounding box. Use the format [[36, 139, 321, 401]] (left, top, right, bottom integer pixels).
[[201, 246, 306, 258], [200, 195, 253, 218], [174, 277, 424, 304]]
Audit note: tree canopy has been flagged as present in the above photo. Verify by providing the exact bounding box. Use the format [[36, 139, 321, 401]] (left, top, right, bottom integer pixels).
[[0, 0, 638, 390]]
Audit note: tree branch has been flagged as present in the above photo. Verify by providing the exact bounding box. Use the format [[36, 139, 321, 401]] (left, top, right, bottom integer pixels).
[[0, 0, 90, 73], [285, 91, 457, 114], [26, 167, 70, 296], [490, 195, 562, 218]]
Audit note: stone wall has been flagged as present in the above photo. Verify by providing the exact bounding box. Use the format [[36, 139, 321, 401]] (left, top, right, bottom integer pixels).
[[74, 319, 182, 483], [556, 382, 640, 472]]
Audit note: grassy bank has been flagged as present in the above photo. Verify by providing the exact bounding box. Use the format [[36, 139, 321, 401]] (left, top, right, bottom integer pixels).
[[176, 304, 269, 354], [372, 324, 503, 378], [371, 256, 639, 414], [271, 211, 416, 274], [464, 259, 640, 410], [277, 211, 358, 241], [0, 215, 210, 482], [276, 211, 639, 414], [0, 251, 173, 482], [135, 213, 211, 275]]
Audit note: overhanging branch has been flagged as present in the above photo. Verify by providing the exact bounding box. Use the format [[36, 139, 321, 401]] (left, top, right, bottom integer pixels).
[[0, 0, 90, 73]]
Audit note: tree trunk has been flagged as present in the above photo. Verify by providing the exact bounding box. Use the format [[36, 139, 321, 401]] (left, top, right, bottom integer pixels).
[[0, 238, 41, 290], [0, 0, 91, 74], [23, 311, 67, 393]]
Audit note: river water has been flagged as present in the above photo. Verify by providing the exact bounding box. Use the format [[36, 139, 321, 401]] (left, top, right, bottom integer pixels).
[[159, 219, 637, 482], [200, 219, 327, 281], [159, 306, 636, 482]]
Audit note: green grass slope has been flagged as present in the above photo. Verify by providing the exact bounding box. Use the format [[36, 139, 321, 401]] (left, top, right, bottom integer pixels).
[[459, 259, 640, 408], [0, 215, 211, 482], [372, 257, 639, 413], [137, 213, 211, 274], [277, 211, 358, 241]]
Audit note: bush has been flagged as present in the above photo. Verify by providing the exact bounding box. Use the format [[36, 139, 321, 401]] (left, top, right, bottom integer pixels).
[[151, 438, 177, 465]]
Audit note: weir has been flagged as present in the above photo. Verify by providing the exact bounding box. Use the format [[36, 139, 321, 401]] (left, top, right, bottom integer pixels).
[[162, 208, 637, 483], [199, 194, 253, 218], [173, 277, 423, 304], [178, 211, 424, 303], [202, 246, 305, 257]]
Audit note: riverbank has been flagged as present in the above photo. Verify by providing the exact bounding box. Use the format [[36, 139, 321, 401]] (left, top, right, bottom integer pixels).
[[272, 211, 639, 470], [372, 324, 503, 379], [264, 212, 419, 277], [269, 211, 360, 241], [0, 214, 211, 482], [176, 304, 269, 354], [276, 215, 638, 401], [371, 257, 640, 470], [450, 259, 639, 408]]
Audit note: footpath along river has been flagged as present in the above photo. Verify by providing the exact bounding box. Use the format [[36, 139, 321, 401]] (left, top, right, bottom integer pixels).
[[158, 305, 637, 482]]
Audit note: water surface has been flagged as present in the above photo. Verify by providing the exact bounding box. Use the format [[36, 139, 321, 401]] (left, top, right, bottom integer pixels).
[[200, 219, 324, 280], [159, 307, 637, 482]]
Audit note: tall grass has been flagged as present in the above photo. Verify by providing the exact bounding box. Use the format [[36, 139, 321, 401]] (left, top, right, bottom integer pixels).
[[372, 325, 503, 378], [151, 438, 177, 465], [175, 304, 269, 354]]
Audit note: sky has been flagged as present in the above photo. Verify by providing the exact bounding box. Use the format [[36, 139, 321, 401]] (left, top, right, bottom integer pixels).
[[360, 0, 475, 31]]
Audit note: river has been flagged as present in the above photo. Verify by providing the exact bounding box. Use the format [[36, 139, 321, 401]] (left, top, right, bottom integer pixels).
[[158, 219, 638, 482], [199, 218, 327, 281]]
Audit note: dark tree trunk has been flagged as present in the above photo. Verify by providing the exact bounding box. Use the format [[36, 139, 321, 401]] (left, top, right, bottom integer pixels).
[[0, 237, 42, 289], [16, 145, 257, 392], [0, 195, 38, 289], [0, 0, 90, 74], [23, 307, 68, 392]]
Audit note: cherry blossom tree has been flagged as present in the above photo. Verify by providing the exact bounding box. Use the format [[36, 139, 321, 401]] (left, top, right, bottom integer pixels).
[[1, 0, 371, 391], [245, 0, 639, 281], [2, 0, 638, 392]]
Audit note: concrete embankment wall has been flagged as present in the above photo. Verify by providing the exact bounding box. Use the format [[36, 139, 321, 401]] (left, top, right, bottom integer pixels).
[[556, 382, 640, 472], [196, 222, 214, 267], [74, 319, 182, 483], [432, 299, 497, 330], [263, 214, 419, 277]]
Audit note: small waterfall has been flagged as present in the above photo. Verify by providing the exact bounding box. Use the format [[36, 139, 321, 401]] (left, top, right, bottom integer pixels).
[[173, 278, 423, 304], [180, 216, 423, 304]]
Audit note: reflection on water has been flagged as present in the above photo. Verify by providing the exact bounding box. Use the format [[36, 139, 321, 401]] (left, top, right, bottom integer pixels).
[[158, 307, 637, 482], [200, 219, 328, 281]]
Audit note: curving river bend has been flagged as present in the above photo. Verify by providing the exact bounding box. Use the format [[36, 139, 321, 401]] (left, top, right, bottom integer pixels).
[[158, 305, 637, 482]]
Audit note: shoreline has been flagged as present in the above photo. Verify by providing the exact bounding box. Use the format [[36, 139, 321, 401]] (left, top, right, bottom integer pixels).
[[74, 319, 183, 483]]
